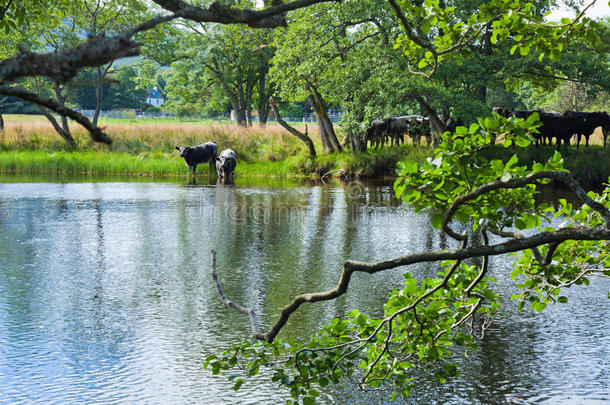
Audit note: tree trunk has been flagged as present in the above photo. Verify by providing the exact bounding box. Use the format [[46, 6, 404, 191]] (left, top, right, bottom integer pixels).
[[40, 108, 77, 148], [246, 82, 254, 126], [53, 83, 71, 137], [234, 83, 248, 126], [269, 97, 316, 158], [92, 66, 104, 127], [307, 94, 329, 151], [307, 84, 342, 153], [349, 131, 365, 153], [416, 96, 444, 146], [256, 62, 271, 125], [0, 97, 5, 132], [43, 83, 76, 148], [476, 23, 493, 103], [230, 95, 247, 126]]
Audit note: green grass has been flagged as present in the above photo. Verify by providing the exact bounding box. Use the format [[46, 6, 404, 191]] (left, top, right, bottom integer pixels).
[[0, 150, 308, 178], [0, 145, 430, 180], [3, 112, 610, 187]]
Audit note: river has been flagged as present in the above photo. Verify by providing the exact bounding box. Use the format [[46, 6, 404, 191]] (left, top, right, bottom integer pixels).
[[0, 175, 608, 404]]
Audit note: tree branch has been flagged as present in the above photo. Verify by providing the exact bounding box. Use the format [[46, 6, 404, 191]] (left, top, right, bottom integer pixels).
[[211, 249, 265, 340], [211, 169, 610, 343], [214, 225, 610, 343], [0, 0, 14, 21], [269, 96, 316, 158], [38, 107, 76, 148], [0, 14, 177, 84], [442, 171, 610, 239], [0, 85, 112, 144], [152, 0, 339, 28]]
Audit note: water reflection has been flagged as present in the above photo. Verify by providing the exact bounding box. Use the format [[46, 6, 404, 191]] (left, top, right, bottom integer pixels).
[[0, 179, 608, 404]]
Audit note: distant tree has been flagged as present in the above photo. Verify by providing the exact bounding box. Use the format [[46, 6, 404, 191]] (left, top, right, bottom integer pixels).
[[71, 66, 147, 110], [153, 19, 275, 126]]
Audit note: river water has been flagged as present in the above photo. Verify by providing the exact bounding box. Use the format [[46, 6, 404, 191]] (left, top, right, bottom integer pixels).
[[0, 176, 608, 404]]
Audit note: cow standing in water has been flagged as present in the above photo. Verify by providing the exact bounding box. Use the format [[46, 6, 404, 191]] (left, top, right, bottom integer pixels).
[[216, 149, 237, 180], [175, 141, 218, 177]]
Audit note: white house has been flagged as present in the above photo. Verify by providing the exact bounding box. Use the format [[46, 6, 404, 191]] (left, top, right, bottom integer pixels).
[[146, 87, 164, 107]]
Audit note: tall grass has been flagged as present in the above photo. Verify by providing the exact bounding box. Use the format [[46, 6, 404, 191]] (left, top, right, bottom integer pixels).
[[0, 117, 311, 162]]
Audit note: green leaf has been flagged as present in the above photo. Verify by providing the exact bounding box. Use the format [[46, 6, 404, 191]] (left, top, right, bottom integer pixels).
[[432, 213, 444, 229], [515, 136, 531, 147], [505, 154, 519, 171], [532, 301, 547, 312], [403, 161, 418, 174], [303, 397, 315, 405]]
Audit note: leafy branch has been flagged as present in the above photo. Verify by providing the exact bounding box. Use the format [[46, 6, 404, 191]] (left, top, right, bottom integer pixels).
[[208, 115, 610, 402]]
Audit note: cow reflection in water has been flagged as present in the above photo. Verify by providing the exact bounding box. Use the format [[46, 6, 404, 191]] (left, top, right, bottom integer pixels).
[[216, 176, 235, 186]]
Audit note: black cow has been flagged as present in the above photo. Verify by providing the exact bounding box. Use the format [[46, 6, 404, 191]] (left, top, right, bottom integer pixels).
[[386, 115, 431, 146], [215, 148, 237, 179], [564, 110, 610, 148], [385, 116, 410, 146], [175, 141, 218, 177], [364, 119, 387, 149]]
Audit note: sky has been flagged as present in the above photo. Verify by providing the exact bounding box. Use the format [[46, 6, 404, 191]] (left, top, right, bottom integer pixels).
[[548, 0, 610, 21]]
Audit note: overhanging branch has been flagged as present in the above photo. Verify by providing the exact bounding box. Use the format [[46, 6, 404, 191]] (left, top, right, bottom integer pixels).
[[211, 170, 610, 343], [152, 0, 339, 28], [0, 14, 177, 84], [214, 225, 610, 343], [0, 85, 112, 144]]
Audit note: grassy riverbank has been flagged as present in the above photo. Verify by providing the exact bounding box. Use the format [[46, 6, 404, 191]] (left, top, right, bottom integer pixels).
[[0, 114, 428, 179], [0, 147, 429, 179], [1, 114, 609, 185]]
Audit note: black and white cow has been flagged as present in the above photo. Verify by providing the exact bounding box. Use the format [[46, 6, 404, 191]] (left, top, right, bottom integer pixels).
[[215, 149, 237, 179], [175, 141, 218, 176]]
